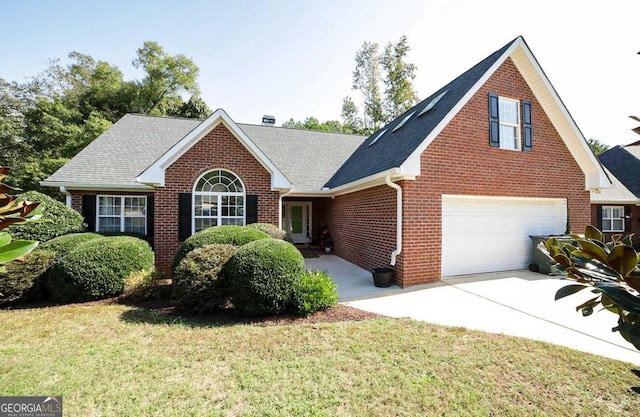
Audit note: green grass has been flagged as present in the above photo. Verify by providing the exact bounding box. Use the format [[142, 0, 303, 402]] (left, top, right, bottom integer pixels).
[[1, 304, 639, 416]]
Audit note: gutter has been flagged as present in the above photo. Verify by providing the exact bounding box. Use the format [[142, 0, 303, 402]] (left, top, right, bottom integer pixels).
[[278, 188, 293, 230], [385, 175, 402, 266], [59, 186, 72, 208]]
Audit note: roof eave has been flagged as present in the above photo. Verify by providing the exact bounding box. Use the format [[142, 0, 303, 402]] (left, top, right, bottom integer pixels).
[[325, 168, 415, 197], [40, 181, 155, 192]]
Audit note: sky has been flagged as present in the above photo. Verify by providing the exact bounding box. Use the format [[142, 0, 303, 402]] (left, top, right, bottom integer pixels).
[[1, 0, 639, 147]]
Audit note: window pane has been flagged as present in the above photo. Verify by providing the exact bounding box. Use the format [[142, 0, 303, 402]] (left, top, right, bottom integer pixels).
[[99, 196, 120, 216], [602, 219, 612, 231], [612, 219, 624, 231], [124, 217, 146, 234], [99, 217, 121, 232], [124, 197, 146, 216]]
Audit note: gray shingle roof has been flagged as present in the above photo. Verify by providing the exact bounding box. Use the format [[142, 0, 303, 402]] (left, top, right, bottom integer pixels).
[[44, 114, 201, 188], [324, 37, 517, 188], [598, 145, 640, 198], [43, 113, 365, 191], [237, 124, 365, 190]]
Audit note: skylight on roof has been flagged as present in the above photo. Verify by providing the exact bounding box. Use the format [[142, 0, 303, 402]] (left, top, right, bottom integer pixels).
[[418, 90, 448, 117], [392, 111, 416, 133], [368, 129, 387, 147]]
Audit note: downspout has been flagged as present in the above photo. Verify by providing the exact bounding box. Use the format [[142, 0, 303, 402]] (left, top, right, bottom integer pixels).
[[385, 176, 402, 266], [60, 186, 72, 208], [278, 188, 293, 230]]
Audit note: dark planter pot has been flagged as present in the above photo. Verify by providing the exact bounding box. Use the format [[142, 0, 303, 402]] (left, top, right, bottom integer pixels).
[[372, 267, 394, 288]]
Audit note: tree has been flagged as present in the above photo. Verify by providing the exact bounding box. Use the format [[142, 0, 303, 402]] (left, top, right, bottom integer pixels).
[[281, 116, 352, 133], [1, 41, 212, 198], [588, 138, 610, 155], [380, 35, 419, 121], [341, 35, 419, 135]]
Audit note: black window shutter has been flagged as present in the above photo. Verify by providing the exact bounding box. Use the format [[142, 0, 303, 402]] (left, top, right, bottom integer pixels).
[[596, 205, 603, 230], [522, 100, 533, 151], [625, 206, 631, 232], [146, 195, 154, 239], [178, 193, 192, 241], [488, 93, 500, 147], [82, 195, 97, 232], [246, 195, 258, 225]]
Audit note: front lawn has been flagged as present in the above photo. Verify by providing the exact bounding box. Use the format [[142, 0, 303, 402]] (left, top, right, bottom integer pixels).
[[1, 303, 639, 416]]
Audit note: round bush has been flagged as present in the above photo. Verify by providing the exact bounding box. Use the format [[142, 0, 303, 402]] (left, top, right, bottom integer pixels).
[[172, 225, 269, 273], [0, 249, 56, 304], [290, 269, 338, 317], [247, 223, 288, 240], [48, 236, 154, 303], [226, 239, 305, 316], [38, 232, 104, 257], [10, 191, 85, 242], [172, 244, 237, 313]]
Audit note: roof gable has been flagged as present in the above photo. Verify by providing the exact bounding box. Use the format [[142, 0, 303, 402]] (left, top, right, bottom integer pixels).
[[598, 146, 640, 198], [325, 36, 610, 192], [137, 109, 291, 190]]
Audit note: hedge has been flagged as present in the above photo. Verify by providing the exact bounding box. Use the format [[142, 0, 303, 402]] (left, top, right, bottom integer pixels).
[[10, 191, 84, 242]]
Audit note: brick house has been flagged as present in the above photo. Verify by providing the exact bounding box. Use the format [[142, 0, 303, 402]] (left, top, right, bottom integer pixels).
[[42, 36, 610, 287], [591, 143, 640, 248]]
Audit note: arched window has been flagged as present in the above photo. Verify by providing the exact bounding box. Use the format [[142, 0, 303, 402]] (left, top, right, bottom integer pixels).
[[193, 169, 245, 233]]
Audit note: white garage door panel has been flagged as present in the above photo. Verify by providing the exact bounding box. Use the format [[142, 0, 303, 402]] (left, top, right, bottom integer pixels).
[[441, 196, 567, 276]]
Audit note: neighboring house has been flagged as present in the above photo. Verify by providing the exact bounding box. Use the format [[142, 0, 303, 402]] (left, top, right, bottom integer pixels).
[[591, 144, 640, 247], [42, 36, 610, 287]]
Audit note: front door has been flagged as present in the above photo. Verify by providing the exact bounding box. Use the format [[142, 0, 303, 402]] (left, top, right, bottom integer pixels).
[[284, 202, 311, 244]]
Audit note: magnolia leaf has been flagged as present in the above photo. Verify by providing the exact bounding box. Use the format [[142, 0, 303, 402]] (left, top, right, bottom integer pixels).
[[608, 245, 639, 276], [0, 240, 38, 264], [585, 225, 604, 242], [625, 276, 640, 293], [0, 231, 10, 247], [594, 282, 640, 316], [623, 234, 635, 247], [572, 255, 622, 279], [555, 284, 588, 300]]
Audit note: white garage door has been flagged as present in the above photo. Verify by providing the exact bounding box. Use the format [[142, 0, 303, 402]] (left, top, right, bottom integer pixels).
[[441, 195, 567, 276]]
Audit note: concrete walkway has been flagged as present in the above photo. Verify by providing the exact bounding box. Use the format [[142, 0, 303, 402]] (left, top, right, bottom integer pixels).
[[305, 255, 640, 365]]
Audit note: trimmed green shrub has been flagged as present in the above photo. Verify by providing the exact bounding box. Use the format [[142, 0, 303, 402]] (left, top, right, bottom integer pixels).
[[226, 239, 305, 316], [10, 191, 84, 242], [247, 223, 288, 240], [172, 225, 269, 273], [0, 250, 56, 303], [172, 244, 237, 313], [39, 232, 104, 257], [290, 269, 338, 316], [48, 236, 154, 303]]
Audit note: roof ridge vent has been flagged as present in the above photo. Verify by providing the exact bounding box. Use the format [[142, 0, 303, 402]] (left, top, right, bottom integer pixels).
[[418, 89, 448, 117]]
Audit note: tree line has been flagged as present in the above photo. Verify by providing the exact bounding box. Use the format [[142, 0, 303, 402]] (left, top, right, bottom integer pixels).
[[0, 41, 210, 196]]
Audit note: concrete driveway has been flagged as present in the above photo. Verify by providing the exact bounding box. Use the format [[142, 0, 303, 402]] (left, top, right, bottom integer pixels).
[[305, 255, 640, 365]]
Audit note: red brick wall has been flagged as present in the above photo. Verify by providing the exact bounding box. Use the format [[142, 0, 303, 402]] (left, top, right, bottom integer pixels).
[[326, 185, 398, 274], [331, 58, 590, 287], [591, 204, 640, 248], [154, 123, 280, 275]]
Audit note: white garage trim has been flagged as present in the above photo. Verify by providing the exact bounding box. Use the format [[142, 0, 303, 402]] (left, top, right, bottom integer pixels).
[[441, 195, 567, 277]]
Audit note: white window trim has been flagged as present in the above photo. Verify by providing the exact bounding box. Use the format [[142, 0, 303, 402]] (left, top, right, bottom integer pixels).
[[96, 195, 147, 235], [192, 169, 246, 234], [602, 205, 625, 232], [499, 97, 521, 151]]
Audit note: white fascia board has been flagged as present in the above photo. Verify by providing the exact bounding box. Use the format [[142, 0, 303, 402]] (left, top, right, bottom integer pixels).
[[40, 181, 154, 191], [401, 39, 521, 176], [327, 169, 415, 197], [137, 109, 292, 190]]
